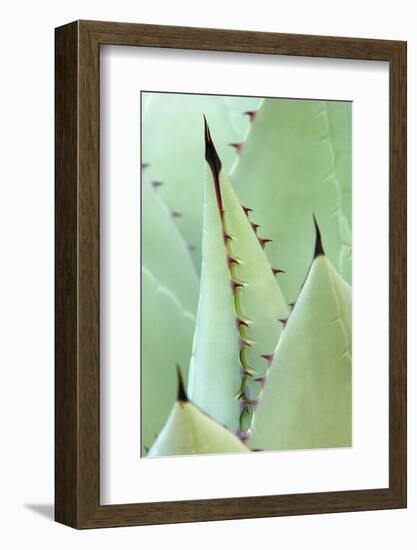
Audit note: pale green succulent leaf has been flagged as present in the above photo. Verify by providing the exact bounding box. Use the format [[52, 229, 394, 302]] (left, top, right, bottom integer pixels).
[[147, 399, 250, 457], [188, 122, 289, 435], [230, 98, 352, 301], [326, 100, 352, 227], [249, 246, 352, 451], [142, 92, 260, 271], [142, 178, 199, 311], [141, 179, 199, 455], [141, 269, 196, 454]]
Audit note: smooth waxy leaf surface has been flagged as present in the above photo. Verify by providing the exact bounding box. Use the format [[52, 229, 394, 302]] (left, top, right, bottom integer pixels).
[[230, 98, 352, 301], [148, 370, 250, 457], [249, 241, 352, 451], [142, 178, 199, 311], [326, 100, 352, 228], [141, 180, 199, 454], [142, 92, 260, 271]]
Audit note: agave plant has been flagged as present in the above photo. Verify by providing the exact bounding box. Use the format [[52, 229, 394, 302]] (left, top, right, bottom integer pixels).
[[141, 93, 352, 457]]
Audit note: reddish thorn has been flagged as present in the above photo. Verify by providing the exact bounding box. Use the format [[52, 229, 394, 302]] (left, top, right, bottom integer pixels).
[[171, 211, 182, 218], [229, 142, 242, 153], [272, 268, 285, 276], [251, 222, 260, 233], [289, 301, 296, 309], [260, 353, 274, 366], [236, 318, 249, 330], [239, 337, 252, 349], [237, 431, 250, 443], [259, 238, 272, 249], [223, 232, 233, 244], [240, 401, 250, 413], [278, 318, 288, 327], [255, 376, 267, 388], [227, 256, 240, 269], [240, 367, 253, 378], [231, 280, 244, 294], [151, 180, 163, 189], [242, 398, 259, 408], [241, 205, 253, 216], [244, 110, 257, 122]]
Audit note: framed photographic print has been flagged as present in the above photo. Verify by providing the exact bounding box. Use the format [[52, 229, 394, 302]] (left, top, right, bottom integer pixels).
[[55, 20, 407, 528]]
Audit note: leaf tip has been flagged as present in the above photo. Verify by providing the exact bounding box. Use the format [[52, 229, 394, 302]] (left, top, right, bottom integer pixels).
[[176, 364, 188, 402], [313, 214, 325, 258], [203, 115, 222, 178]]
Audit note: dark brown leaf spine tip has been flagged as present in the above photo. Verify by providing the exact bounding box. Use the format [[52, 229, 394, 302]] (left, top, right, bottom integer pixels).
[[244, 110, 257, 122], [289, 301, 296, 309], [223, 233, 233, 244], [259, 238, 272, 249], [229, 142, 242, 153], [176, 365, 188, 402], [141, 162, 150, 170], [203, 115, 222, 179], [251, 222, 260, 233], [171, 211, 183, 218], [151, 180, 163, 189], [278, 318, 288, 327], [272, 268, 285, 276], [313, 214, 325, 257]]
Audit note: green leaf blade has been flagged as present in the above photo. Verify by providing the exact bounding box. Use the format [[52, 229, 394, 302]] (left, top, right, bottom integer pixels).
[[147, 387, 250, 457], [249, 252, 352, 451], [188, 121, 288, 436], [142, 92, 260, 271], [230, 98, 352, 301], [141, 179, 199, 454]]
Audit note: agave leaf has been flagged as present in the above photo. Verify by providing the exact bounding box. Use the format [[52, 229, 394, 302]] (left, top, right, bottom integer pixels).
[[230, 98, 352, 302], [249, 221, 352, 450], [188, 120, 289, 437], [326, 100, 352, 228], [326, 101, 352, 282], [142, 92, 260, 271], [148, 369, 249, 457], [142, 177, 198, 311], [141, 179, 199, 454]]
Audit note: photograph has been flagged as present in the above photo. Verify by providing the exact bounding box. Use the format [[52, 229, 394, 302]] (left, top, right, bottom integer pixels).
[[141, 92, 352, 457]]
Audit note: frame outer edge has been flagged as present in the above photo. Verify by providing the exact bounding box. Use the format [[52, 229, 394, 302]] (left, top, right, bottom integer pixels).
[[388, 41, 407, 507], [55, 21, 80, 528]]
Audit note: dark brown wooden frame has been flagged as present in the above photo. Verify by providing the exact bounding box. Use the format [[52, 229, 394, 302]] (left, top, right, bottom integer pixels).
[[55, 19, 407, 529]]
